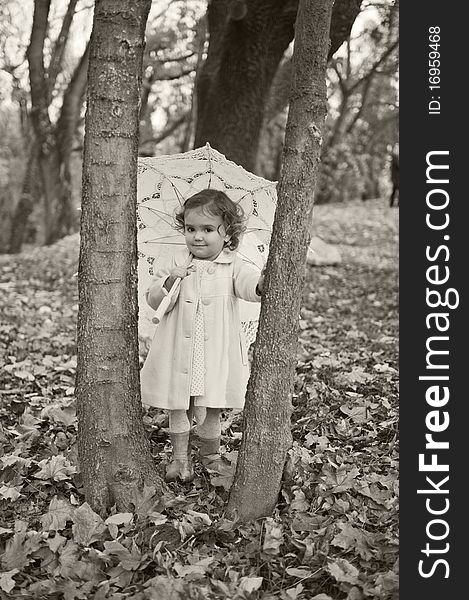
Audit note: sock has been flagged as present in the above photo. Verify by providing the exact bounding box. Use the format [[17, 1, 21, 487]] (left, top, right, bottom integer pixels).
[[197, 408, 221, 440], [169, 409, 190, 434], [186, 397, 195, 429], [193, 406, 207, 427]]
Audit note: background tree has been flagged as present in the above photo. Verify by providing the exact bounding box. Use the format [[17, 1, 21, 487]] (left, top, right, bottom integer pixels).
[[0, 2, 32, 252], [227, 0, 334, 521], [76, 0, 168, 515], [7, 0, 90, 253], [316, 0, 399, 203], [193, 0, 362, 171], [2, 1, 204, 253], [137, 1, 205, 156], [256, 0, 399, 195]]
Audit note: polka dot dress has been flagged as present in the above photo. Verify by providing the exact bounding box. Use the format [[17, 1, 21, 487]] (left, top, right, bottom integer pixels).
[[190, 259, 209, 396]]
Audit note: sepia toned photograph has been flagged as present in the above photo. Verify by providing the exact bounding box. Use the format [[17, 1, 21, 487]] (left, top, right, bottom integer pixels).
[[0, 1, 400, 598]]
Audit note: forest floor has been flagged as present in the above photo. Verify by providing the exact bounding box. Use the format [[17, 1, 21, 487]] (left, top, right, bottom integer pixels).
[[0, 198, 399, 600]]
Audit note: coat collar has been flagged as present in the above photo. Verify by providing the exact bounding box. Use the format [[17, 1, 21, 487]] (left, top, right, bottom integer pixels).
[[183, 247, 236, 265], [212, 248, 236, 264]]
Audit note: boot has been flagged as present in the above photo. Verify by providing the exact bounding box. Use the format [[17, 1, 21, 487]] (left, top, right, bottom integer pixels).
[[165, 431, 194, 483], [198, 436, 224, 472]]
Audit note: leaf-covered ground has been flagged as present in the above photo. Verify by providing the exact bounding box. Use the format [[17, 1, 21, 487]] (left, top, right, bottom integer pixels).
[[0, 198, 399, 600]]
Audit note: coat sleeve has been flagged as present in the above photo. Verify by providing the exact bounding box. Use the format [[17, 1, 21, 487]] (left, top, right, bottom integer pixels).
[[145, 255, 181, 314], [232, 257, 262, 303]]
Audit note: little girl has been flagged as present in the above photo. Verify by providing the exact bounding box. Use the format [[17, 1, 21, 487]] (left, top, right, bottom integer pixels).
[[140, 189, 265, 483]]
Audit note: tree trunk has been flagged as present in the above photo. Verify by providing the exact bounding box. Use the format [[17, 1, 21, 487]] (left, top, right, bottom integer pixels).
[[26, 0, 59, 247], [227, 0, 333, 522], [53, 42, 91, 239], [8, 145, 40, 253], [8, 0, 88, 252], [47, 0, 80, 100], [76, 0, 168, 516], [194, 0, 295, 171], [194, 0, 362, 172], [181, 15, 207, 152]]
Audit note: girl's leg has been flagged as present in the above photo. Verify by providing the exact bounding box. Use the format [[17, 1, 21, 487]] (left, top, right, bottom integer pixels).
[[195, 408, 223, 470], [168, 409, 190, 433], [166, 408, 193, 483], [197, 408, 221, 440]]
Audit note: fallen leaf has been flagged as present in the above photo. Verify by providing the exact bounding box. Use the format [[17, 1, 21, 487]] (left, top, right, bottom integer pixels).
[[238, 576, 263, 593], [320, 464, 360, 493], [335, 368, 374, 387], [103, 540, 142, 571], [57, 540, 81, 578], [290, 489, 310, 512], [0, 569, 19, 593], [339, 404, 368, 423], [46, 533, 67, 553], [173, 563, 206, 577], [186, 509, 212, 526], [291, 513, 326, 532], [41, 405, 77, 427], [41, 496, 74, 531], [34, 455, 77, 482], [72, 503, 106, 545], [373, 363, 397, 374], [210, 474, 234, 491], [286, 567, 314, 578], [0, 484, 22, 502], [263, 518, 284, 555], [105, 513, 134, 526], [327, 558, 360, 585], [1, 531, 42, 570], [331, 523, 374, 560], [285, 583, 304, 599]]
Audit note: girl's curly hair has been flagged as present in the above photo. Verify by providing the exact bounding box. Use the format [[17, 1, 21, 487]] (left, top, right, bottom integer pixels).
[[174, 189, 246, 250]]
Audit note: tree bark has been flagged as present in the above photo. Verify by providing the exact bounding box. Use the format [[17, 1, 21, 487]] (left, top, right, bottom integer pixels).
[[7, 145, 40, 253], [76, 0, 168, 516], [194, 0, 296, 170], [194, 0, 362, 172], [26, 0, 58, 246], [227, 0, 333, 522]]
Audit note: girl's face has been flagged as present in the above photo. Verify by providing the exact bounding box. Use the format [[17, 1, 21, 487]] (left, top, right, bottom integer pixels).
[[183, 208, 229, 260]]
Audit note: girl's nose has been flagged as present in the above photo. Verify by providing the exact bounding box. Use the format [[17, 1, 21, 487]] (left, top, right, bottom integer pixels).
[[194, 231, 203, 240]]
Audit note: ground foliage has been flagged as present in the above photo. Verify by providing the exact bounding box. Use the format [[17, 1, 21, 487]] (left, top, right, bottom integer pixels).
[[0, 198, 399, 599]]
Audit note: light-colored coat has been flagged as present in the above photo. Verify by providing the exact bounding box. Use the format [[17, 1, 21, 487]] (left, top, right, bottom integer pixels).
[[140, 247, 261, 410]]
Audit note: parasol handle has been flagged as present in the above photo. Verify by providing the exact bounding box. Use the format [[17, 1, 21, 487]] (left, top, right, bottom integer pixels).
[[152, 277, 181, 324]]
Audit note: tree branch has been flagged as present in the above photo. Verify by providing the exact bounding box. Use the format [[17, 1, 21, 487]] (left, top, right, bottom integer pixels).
[[27, 0, 53, 143], [56, 42, 90, 161], [344, 75, 371, 135], [349, 38, 398, 94], [139, 111, 190, 149], [47, 0, 79, 98]]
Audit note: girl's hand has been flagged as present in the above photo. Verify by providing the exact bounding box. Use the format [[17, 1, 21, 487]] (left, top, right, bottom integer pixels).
[[165, 265, 195, 291], [171, 265, 195, 280], [256, 265, 266, 296]]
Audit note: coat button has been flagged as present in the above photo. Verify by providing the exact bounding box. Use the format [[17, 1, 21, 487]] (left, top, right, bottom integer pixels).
[[202, 298, 210, 305], [207, 266, 215, 274], [204, 334, 209, 340]]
